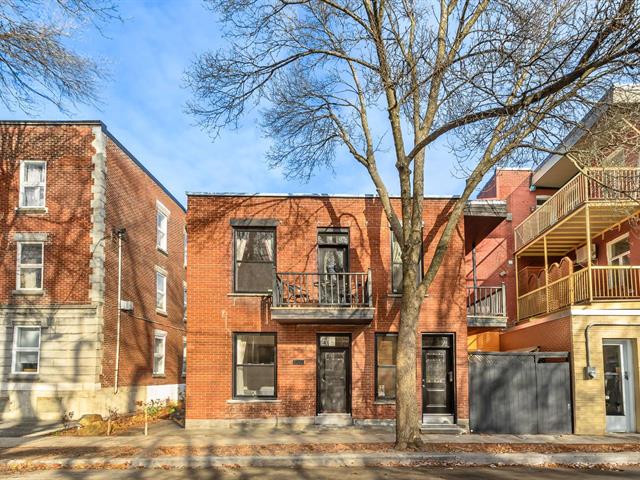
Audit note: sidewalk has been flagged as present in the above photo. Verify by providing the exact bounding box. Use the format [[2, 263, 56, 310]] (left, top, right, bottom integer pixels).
[[1, 420, 639, 472]]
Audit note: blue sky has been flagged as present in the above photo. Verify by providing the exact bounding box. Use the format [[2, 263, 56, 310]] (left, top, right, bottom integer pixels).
[[0, 0, 465, 205]]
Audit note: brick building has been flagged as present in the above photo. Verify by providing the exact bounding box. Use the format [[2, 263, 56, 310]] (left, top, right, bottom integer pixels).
[[0, 121, 186, 420], [467, 86, 640, 434], [186, 193, 502, 430]]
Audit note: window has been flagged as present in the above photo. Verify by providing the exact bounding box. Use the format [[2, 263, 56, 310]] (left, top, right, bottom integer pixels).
[[183, 282, 187, 321], [153, 330, 167, 375], [17, 242, 44, 291], [535, 195, 551, 208], [182, 336, 187, 377], [375, 334, 397, 400], [156, 202, 169, 252], [19, 161, 46, 208], [156, 271, 167, 313], [233, 228, 275, 293], [12, 326, 41, 374], [233, 333, 276, 398], [390, 230, 422, 294], [608, 234, 631, 266], [183, 228, 187, 268]]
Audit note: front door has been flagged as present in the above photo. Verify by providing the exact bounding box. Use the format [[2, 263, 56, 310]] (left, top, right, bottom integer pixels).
[[317, 334, 351, 414], [422, 334, 455, 423], [604, 340, 636, 433]]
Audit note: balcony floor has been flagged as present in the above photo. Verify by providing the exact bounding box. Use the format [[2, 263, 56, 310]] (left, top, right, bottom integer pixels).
[[271, 306, 375, 324], [518, 202, 640, 256]]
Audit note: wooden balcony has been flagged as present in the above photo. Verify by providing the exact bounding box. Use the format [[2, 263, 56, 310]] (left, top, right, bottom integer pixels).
[[467, 285, 507, 328], [271, 271, 374, 324], [518, 266, 640, 321], [515, 168, 640, 253]]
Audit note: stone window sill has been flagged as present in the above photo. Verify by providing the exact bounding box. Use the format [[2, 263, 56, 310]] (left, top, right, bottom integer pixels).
[[156, 309, 168, 317], [227, 399, 281, 404], [152, 374, 166, 378], [15, 207, 48, 215], [157, 246, 168, 256], [9, 374, 39, 381], [12, 289, 45, 296], [373, 399, 396, 405], [227, 292, 270, 297]]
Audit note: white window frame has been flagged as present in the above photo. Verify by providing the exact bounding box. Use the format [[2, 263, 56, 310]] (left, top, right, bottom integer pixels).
[[156, 201, 169, 253], [183, 281, 187, 321], [182, 336, 187, 377], [156, 270, 167, 313], [153, 329, 167, 376], [11, 326, 41, 375], [183, 228, 187, 268], [19, 160, 47, 209], [16, 242, 44, 291], [607, 233, 631, 266]]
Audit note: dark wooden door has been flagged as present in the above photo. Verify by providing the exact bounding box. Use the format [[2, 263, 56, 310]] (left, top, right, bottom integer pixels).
[[317, 336, 350, 414], [422, 335, 454, 415]]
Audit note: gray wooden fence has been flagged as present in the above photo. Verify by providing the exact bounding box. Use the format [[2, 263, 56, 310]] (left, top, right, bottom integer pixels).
[[469, 352, 572, 434]]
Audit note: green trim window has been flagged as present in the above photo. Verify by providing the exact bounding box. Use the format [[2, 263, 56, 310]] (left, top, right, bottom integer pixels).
[[375, 333, 397, 400]]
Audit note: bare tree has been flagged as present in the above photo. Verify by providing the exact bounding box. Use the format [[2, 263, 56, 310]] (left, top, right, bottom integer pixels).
[[0, 0, 119, 112], [186, 0, 640, 448]]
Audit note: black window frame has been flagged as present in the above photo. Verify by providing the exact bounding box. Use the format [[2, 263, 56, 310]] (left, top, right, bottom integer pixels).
[[375, 333, 398, 401], [232, 227, 276, 294], [232, 332, 277, 399], [390, 229, 423, 294]]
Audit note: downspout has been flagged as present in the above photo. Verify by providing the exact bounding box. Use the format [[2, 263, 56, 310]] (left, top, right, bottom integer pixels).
[[471, 241, 478, 316], [114, 228, 126, 394], [584, 322, 640, 379]]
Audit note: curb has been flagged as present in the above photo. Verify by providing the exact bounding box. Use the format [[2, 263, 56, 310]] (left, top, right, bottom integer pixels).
[[6, 452, 640, 469]]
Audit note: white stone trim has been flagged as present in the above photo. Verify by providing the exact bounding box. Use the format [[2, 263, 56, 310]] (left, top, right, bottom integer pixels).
[[13, 232, 49, 242], [89, 126, 107, 305], [156, 200, 170, 217]]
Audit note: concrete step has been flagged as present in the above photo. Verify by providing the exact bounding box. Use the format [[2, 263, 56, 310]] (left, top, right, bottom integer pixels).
[[420, 423, 467, 435], [314, 414, 353, 427]]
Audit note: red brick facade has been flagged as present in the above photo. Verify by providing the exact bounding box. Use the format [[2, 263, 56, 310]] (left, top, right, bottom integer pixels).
[[101, 136, 186, 389], [186, 194, 469, 425], [0, 122, 185, 418]]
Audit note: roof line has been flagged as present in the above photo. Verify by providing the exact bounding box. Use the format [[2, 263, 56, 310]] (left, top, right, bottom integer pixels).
[[102, 126, 186, 212], [0, 120, 103, 126], [187, 192, 461, 200]]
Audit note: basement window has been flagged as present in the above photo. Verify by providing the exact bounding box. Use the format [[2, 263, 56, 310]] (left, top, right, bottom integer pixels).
[[12, 326, 41, 374]]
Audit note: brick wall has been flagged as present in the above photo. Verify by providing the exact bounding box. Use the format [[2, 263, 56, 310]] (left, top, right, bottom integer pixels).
[[186, 195, 468, 422], [467, 169, 556, 325], [500, 315, 572, 352], [101, 135, 186, 390], [0, 123, 95, 306]]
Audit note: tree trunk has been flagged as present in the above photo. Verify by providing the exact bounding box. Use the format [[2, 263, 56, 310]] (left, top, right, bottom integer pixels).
[[395, 264, 424, 449]]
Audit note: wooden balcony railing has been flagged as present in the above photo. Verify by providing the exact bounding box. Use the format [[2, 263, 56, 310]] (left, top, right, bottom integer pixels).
[[467, 285, 506, 319], [514, 168, 640, 250], [517, 266, 640, 320], [272, 271, 372, 308]]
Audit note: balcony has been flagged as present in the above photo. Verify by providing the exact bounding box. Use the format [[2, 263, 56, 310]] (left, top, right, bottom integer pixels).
[[271, 271, 374, 324], [518, 266, 640, 321], [515, 168, 640, 253], [467, 285, 507, 328]]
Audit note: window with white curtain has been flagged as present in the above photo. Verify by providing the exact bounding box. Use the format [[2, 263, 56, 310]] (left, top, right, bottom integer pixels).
[[19, 161, 46, 208], [233, 333, 276, 398], [182, 336, 187, 377], [156, 271, 167, 313], [12, 326, 41, 374], [153, 330, 167, 375], [17, 242, 44, 291], [233, 228, 275, 292]]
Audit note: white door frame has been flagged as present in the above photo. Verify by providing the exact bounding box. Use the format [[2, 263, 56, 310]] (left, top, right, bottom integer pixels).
[[603, 339, 636, 433]]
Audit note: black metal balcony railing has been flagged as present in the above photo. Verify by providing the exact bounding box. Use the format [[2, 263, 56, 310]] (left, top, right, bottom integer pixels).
[[466, 285, 507, 327], [272, 271, 372, 308]]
